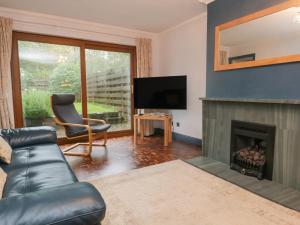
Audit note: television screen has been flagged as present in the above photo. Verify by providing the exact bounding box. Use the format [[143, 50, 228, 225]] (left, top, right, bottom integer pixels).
[[134, 75, 187, 109]]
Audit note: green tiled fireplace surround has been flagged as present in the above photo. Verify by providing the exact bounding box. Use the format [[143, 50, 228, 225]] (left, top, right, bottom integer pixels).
[[202, 98, 300, 190]]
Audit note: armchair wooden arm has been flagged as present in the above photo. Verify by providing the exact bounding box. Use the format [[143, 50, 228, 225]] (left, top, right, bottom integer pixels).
[[82, 118, 107, 124], [53, 117, 91, 130]]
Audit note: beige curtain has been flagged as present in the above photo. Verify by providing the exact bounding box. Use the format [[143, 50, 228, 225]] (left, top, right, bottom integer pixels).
[[136, 38, 154, 136], [136, 38, 152, 77], [220, 50, 228, 65], [0, 17, 14, 128]]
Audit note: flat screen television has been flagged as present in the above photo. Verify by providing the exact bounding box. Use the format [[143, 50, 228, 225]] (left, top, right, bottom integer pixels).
[[134, 75, 187, 109]]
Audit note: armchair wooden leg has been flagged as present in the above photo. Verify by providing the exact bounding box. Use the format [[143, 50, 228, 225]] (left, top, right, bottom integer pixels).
[[87, 130, 93, 156], [64, 151, 90, 157], [63, 143, 90, 157], [103, 132, 107, 145], [92, 132, 107, 146], [62, 132, 108, 157], [63, 143, 80, 152]]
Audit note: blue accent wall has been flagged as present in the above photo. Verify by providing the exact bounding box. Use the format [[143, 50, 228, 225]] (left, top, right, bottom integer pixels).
[[206, 0, 300, 99]]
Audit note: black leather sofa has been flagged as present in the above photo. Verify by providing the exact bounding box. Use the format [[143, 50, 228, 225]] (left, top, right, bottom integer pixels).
[[0, 126, 106, 225]]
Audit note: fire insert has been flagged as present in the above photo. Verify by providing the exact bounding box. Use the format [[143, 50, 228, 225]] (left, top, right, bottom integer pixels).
[[230, 120, 275, 180]]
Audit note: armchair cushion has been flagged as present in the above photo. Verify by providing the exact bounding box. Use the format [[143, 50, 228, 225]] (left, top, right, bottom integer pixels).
[[68, 123, 111, 138], [51, 94, 76, 105], [51, 94, 86, 137]]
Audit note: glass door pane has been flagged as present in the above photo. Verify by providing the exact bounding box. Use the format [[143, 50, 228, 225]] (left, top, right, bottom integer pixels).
[[85, 49, 132, 131], [18, 41, 82, 137]]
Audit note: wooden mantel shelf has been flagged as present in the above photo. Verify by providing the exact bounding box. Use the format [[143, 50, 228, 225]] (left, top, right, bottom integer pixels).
[[199, 97, 300, 105]]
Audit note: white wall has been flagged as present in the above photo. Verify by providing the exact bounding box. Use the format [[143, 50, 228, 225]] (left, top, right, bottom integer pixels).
[[155, 13, 207, 139], [151, 35, 161, 76]]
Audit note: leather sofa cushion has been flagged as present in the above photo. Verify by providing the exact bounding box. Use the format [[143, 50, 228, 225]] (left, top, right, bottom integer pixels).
[[0, 182, 106, 225], [2, 142, 78, 198], [3, 161, 77, 198], [3, 144, 68, 171], [0, 126, 57, 149]]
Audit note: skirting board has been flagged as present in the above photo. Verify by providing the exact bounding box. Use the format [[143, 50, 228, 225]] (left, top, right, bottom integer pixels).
[[154, 128, 202, 146]]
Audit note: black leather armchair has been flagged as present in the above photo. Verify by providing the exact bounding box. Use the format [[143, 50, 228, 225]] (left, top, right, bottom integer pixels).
[[0, 126, 106, 225], [51, 94, 111, 157]]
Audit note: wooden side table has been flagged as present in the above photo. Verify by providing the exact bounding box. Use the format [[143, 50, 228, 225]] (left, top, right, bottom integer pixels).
[[133, 114, 172, 147]]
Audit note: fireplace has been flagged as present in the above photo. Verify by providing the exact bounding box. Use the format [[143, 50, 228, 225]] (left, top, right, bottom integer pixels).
[[230, 120, 275, 180]]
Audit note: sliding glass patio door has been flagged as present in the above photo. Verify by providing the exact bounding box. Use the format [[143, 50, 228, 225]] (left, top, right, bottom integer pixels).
[[17, 41, 82, 137], [85, 49, 132, 131], [12, 32, 136, 139]]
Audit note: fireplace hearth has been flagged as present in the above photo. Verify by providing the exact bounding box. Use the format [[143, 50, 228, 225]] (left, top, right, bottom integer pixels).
[[230, 120, 275, 180]]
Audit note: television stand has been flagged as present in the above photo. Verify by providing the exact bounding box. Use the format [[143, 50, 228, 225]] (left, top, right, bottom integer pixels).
[[133, 113, 172, 147]]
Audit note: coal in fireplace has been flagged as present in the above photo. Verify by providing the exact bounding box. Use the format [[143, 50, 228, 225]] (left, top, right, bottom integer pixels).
[[230, 120, 275, 180]]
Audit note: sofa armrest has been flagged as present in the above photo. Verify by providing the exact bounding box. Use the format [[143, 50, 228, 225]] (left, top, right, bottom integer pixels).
[[0, 126, 57, 148], [0, 182, 106, 225]]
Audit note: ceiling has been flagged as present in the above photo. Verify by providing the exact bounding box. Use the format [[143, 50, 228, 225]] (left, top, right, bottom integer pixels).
[[0, 0, 207, 33]]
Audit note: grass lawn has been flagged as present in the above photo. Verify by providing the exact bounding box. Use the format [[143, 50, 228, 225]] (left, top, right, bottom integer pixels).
[[74, 102, 117, 113]]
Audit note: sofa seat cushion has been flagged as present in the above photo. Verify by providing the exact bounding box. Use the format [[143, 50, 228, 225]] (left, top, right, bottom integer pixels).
[[3, 144, 67, 172], [3, 161, 77, 198]]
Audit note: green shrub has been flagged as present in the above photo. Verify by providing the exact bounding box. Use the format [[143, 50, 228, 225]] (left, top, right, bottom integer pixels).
[[49, 62, 81, 96], [23, 90, 52, 119]]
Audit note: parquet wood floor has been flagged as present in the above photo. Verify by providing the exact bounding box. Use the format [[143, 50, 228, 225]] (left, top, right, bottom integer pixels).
[[61, 135, 201, 181]]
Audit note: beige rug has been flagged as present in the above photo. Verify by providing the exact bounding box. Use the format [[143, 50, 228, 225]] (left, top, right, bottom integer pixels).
[[90, 160, 300, 225]]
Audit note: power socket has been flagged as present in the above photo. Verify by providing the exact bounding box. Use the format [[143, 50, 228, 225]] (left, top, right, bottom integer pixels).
[[176, 122, 180, 127]]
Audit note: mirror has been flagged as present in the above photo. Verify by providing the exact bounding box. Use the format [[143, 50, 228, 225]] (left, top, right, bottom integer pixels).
[[214, 0, 300, 71]]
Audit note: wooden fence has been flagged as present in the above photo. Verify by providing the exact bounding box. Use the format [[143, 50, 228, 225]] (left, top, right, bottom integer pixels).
[[86, 72, 131, 121]]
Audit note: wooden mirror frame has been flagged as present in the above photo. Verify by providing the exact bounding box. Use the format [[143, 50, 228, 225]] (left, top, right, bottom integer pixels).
[[214, 0, 300, 71]]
